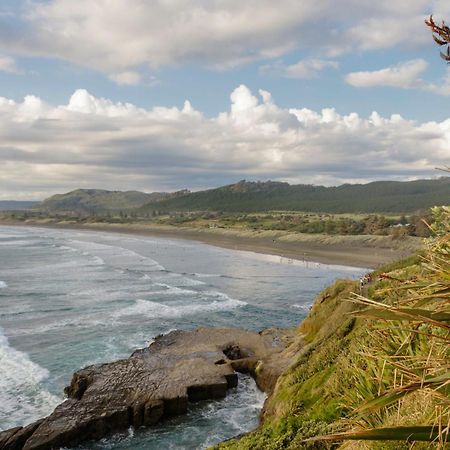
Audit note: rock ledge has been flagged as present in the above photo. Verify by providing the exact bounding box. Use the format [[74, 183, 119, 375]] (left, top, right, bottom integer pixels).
[[0, 327, 292, 450]]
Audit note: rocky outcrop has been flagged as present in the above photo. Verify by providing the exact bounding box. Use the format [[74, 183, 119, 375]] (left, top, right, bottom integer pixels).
[[0, 327, 293, 450]]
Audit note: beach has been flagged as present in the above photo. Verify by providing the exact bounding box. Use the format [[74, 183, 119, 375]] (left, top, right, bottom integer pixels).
[[0, 220, 422, 269]]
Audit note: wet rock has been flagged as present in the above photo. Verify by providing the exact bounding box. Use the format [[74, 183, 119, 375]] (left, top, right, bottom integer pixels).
[[223, 344, 244, 360], [1, 421, 43, 450], [0, 327, 292, 450]]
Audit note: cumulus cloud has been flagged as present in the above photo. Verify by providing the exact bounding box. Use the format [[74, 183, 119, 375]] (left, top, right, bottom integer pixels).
[[346, 59, 450, 95], [1, 0, 447, 76], [261, 58, 338, 79], [0, 85, 447, 199]]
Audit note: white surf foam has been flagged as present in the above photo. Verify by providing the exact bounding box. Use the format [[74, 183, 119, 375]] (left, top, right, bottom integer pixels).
[[0, 239, 33, 246], [152, 274, 206, 287], [8, 312, 113, 336], [68, 239, 165, 272], [150, 283, 198, 296], [114, 294, 246, 319], [0, 232, 28, 239], [173, 277, 206, 287], [0, 329, 61, 430], [292, 303, 313, 312], [90, 256, 105, 266], [0, 281, 7, 289], [58, 245, 78, 252], [201, 291, 243, 302], [191, 373, 266, 448]]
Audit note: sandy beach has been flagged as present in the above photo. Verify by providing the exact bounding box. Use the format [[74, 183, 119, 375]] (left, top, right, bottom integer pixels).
[[0, 220, 423, 269]]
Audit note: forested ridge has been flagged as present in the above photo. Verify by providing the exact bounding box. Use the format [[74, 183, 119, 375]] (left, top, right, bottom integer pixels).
[[139, 178, 450, 214]]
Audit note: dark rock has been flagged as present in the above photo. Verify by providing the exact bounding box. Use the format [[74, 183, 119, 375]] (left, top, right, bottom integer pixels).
[[64, 372, 91, 400], [0, 428, 20, 450], [223, 344, 243, 360], [0, 327, 293, 450], [1, 421, 43, 450]]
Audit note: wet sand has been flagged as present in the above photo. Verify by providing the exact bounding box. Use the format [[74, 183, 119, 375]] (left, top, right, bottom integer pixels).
[[0, 220, 422, 269]]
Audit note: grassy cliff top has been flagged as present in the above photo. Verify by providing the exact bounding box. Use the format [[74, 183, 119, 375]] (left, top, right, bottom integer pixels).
[[216, 206, 449, 449]]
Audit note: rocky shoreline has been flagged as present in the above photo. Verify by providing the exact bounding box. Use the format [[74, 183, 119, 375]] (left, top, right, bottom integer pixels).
[[0, 327, 295, 450]]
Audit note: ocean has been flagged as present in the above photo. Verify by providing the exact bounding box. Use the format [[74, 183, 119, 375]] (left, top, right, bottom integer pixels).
[[0, 225, 365, 449]]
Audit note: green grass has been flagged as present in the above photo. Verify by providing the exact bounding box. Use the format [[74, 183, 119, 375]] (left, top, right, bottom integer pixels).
[[214, 207, 450, 450]]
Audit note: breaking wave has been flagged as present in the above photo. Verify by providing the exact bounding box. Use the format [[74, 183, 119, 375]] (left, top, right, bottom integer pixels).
[[114, 294, 246, 319], [0, 329, 60, 430]]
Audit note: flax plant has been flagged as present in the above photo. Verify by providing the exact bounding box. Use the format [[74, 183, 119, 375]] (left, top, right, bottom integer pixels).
[[307, 206, 450, 447]]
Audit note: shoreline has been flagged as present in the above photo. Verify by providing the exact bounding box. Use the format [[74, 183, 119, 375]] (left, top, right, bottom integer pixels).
[[0, 220, 427, 450], [0, 220, 422, 269]]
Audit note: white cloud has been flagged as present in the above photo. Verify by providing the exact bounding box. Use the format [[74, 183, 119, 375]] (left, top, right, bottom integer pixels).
[[0, 55, 20, 74], [0, 85, 447, 199], [109, 71, 142, 86], [345, 59, 428, 89], [1, 0, 446, 76], [261, 58, 338, 79], [346, 15, 427, 52], [285, 59, 339, 79], [346, 59, 450, 96]]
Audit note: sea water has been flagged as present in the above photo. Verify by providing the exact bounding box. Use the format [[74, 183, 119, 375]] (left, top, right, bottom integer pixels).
[[0, 226, 365, 449]]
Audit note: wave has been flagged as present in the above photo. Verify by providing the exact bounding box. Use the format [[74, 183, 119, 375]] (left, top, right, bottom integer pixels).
[[68, 239, 166, 272], [10, 316, 110, 336], [113, 294, 246, 320], [0, 329, 60, 430], [8, 286, 222, 335], [201, 373, 266, 437], [182, 272, 242, 280], [172, 277, 205, 287], [6, 259, 85, 276], [0, 232, 29, 239], [292, 303, 313, 312], [12, 291, 246, 334], [0, 281, 7, 289], [0, 239, 34, 246], [150, 283, 198, 296], [90, 256, 105, 266], [57, 245, 78, 252], [151, 272, 207, 287]]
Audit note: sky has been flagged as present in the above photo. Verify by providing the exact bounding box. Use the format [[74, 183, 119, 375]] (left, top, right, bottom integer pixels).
[[1, 1, 450, 200]]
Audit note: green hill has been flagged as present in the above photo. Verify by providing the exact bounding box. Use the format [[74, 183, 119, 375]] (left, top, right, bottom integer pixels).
[[139, 178, 450, 214], [37, 178, 450, 216], [38, 189, 170, 214]]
